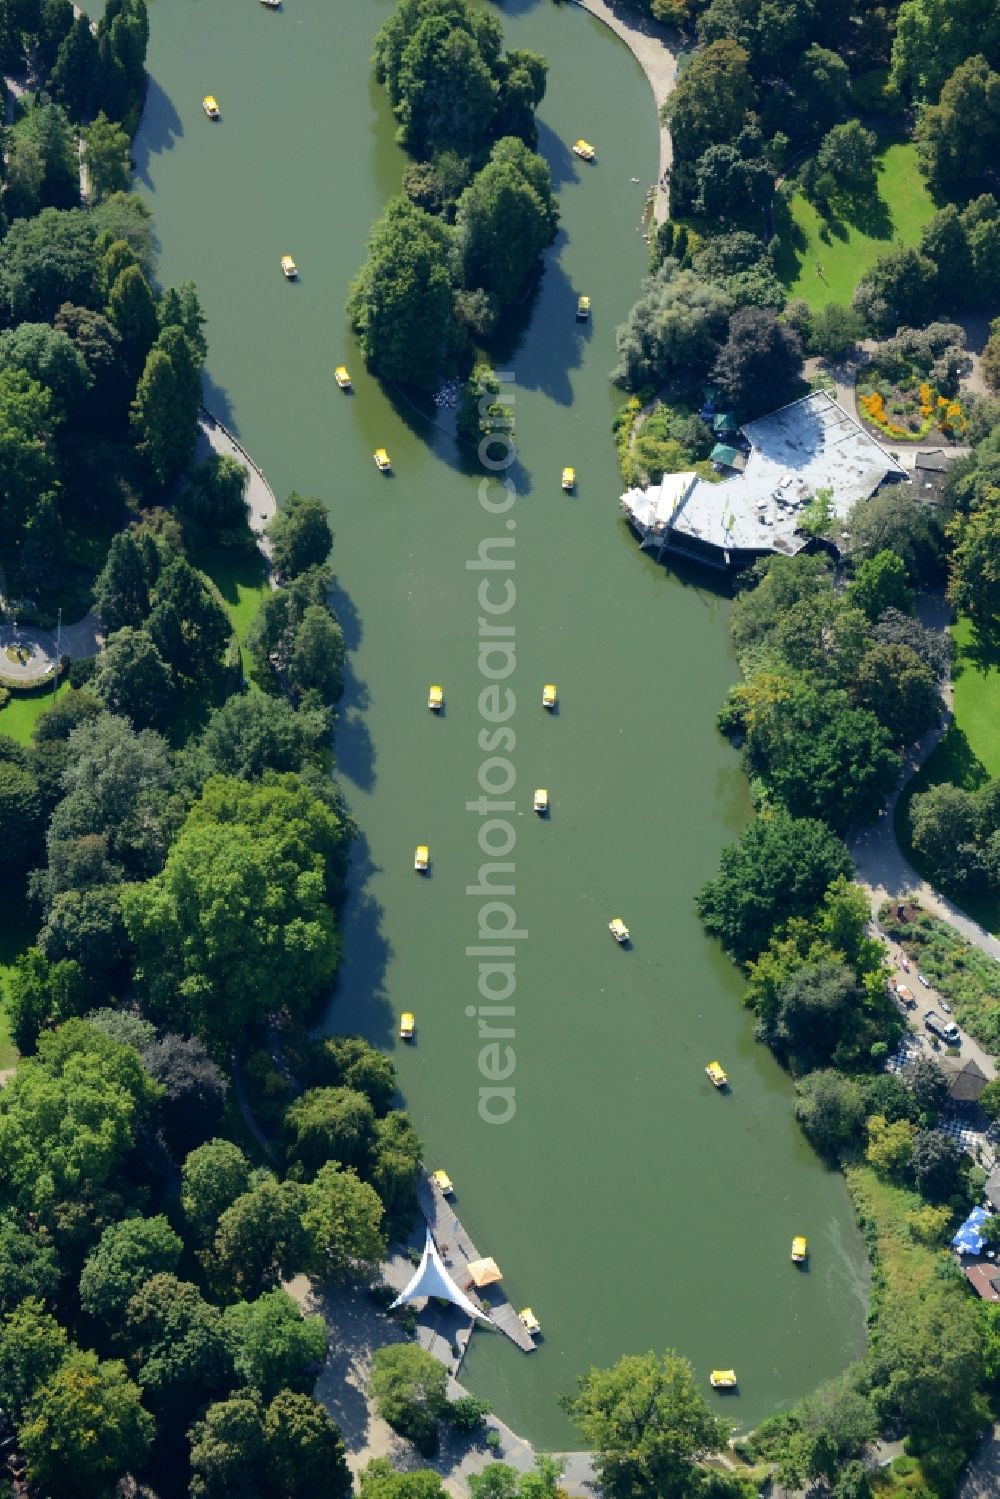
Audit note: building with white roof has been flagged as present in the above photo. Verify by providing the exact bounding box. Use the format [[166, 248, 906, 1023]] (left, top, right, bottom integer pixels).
[[619, 391, 907, 570]]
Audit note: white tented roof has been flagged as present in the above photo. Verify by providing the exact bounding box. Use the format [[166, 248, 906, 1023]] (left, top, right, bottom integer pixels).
[[389, 1228, 494, 1324], [621, 393, 907, 558]]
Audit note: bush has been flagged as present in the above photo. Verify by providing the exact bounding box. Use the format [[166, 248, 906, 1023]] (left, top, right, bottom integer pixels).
[[446, 1396, 490, 1431], [370, 1344, 448, 1457], [67, 656, 98, 687]]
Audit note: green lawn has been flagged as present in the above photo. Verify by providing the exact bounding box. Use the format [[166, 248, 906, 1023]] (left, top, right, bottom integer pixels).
[[774, 140, 937, 310], [0, 680, 70, 746], [191, 543, 271, 652], [896, 614, 1000, 932]]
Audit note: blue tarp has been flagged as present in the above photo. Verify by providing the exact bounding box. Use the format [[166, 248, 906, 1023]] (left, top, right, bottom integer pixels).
[[953, 1206, 990, 1255]]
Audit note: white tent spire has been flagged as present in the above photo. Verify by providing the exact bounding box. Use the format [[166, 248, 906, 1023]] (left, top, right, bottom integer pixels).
[[389, 1227, 494, 1324]]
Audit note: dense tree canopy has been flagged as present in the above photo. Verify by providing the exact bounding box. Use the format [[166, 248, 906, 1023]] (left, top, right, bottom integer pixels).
[[267, 491, 333, 580], [611, 259, 731, 391], [560, 1350, 728, 1499], [696, 810, 853, 964], [181, 1137, 255, 1245], [125, 1272, 233, 1424], [78, 1214, 182, 1325], [123, 774, 345, 1045], [347, 197, 459, 389], [891, 0, 1000, 100], [455, 136, 558, 308], [21, 1348, 154, 1499], [0, 1020, 160, 1221], [222, 1288, 327, 1401]]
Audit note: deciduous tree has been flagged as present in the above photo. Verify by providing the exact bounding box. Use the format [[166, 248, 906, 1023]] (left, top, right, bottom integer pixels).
[[83, 111, 132, 202], [370, 1343, 449, 1455], [347, 197, 459, 389], [611, 260, 731, 391], [21, 1348, 154, 1499], [211, 1177, 309, 1298], [125, 1272, 233, 1425], [222, 1288, 327, 1401], [122, 774, 344, 1045], [710, 305, 802, 414], [181, 1138, 254, 1245], [79, 1214, 183, 1326], [264, 1390, 352, 1499], [560, 1349, 728, 1499], [267, 492, 333, 579], [0, 1298, 69, 1422], [92, 625, 174, 729], [696, 809, 853, 964], [301, 1161, 387, 1284]]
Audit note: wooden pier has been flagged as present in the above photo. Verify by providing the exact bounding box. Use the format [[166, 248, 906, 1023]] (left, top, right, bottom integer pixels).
[[416, 1171, 536, 1354]]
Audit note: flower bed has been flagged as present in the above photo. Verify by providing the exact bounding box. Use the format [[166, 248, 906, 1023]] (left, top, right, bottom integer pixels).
[[856, 375, 968, 444]]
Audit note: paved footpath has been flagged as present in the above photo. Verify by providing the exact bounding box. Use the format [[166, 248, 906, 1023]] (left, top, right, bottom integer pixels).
[[848, 593, 999, 1080], [573, 0, 679, 223], [196, 408, 276, 551]]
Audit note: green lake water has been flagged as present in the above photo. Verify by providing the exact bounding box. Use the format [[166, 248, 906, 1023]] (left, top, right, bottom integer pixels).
[[135, 0, 869, 1447]]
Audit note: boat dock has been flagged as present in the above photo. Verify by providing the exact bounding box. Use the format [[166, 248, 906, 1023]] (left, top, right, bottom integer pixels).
[[416, 1171, 536, 1354]]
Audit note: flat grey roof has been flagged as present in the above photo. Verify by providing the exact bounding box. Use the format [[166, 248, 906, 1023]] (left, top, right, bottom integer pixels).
[[621, 392, 907, 558]]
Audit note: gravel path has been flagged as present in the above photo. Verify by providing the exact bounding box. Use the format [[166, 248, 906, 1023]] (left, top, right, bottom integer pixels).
[[572, 0, 679, 223], [848, 593, 1000, 1080]]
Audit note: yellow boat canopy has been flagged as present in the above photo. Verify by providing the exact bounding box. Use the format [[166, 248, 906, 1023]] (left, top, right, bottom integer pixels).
[[711, 1370, 736, 1386]]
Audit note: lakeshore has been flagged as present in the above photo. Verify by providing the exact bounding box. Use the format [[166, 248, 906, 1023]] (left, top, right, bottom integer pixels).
[[134, 0, 870, 1448], [572, 0, 678, 222]]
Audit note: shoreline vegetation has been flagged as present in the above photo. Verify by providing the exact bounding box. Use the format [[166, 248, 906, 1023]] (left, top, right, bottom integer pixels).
[[2, 0, 1000, 1492], [0, 8, 432, 1499], [346, 0, 557, 393], [599, 0, 1000, 1496]]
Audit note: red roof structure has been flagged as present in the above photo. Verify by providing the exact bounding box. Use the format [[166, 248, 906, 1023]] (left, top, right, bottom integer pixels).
[[964, 1262, 1000, 1301]]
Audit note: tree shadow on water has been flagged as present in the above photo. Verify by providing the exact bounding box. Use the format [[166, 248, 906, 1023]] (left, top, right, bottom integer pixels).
[[327, 572, 377, 794], [132, 76, 183, 188], [536, 116, 579, 194], [200, 369, 237, 432], [326, 830, 395, 1043]]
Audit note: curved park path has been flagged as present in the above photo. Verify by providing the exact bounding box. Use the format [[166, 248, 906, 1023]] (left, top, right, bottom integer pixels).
[[847, 593, 999, 1081], [573, 0, 679, 222], [0, 412, 272, 687], [196, 407, 277, 549]]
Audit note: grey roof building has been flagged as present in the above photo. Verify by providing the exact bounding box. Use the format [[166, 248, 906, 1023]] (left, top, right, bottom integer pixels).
[[620, 391, 907, 571]]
